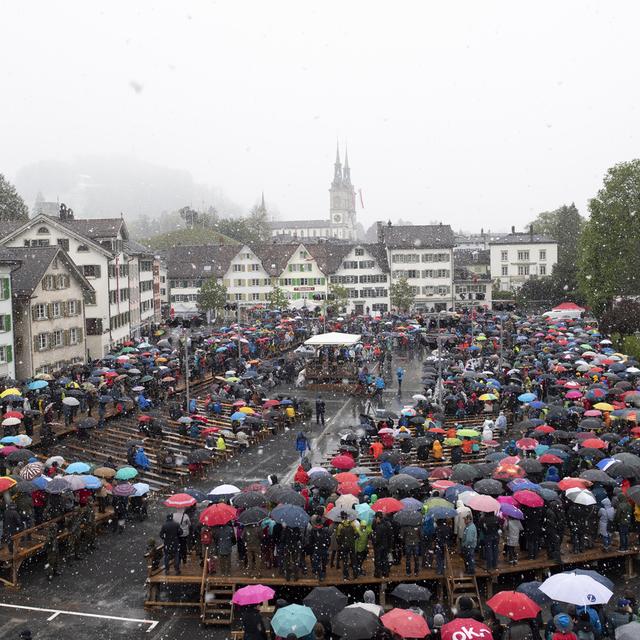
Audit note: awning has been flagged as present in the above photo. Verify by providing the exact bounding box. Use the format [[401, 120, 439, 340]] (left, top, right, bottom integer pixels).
[[304, 332, 362, 347]]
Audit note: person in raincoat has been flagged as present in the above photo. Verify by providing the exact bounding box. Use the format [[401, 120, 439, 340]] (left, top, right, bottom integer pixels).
[[481, 420, 494, 442], [380, 458, 396, 479], [431, 440, 443, 461], [545, 465, 560, 483], [216, 435, 227, 452], [295, 432, 310, 460], [135, 446, 150, 471], [598, 497, 614, 551]]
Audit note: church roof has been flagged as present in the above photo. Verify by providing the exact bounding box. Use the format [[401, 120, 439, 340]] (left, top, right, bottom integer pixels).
[[380, 224, 455, 249], [268, 219, 333, 230]]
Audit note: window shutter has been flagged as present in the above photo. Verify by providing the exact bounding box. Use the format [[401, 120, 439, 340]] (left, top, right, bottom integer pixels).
[[2, 279, 9, 300], [6, 345, 12, 363], [77, 327, 84, 343], [33, 335, 39, 352], [61, 301, 67, 317], [31, 306, 38, 322], [63, 329, 70, 346], [4, 314, 10, 332]]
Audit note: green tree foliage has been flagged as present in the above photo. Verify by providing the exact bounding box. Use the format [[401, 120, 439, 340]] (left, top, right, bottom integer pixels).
[[0, 174, 29, 222], [390, 277, 414, 312], [267, 285, 289, 310], [144, 227, 238, 250], [329, 283, 349, 312], [578, 160, 640, 314], [197, 279, 227, 320], [600, 299, 640, 341]]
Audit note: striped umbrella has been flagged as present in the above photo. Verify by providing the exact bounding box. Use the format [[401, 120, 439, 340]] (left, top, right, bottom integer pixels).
[[19, 461, 44, 480]]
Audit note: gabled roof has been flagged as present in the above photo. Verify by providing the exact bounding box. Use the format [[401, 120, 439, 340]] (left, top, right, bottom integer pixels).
[[489, 232, 556, 245], [0, 246, 94, 296], [165, 245, 239, 279], [305, 243, 390, 274], [380, 224, 455, 249], [249, 243, 299, 277], [58, 217, 129, 241], [124, 239, 154, 257]]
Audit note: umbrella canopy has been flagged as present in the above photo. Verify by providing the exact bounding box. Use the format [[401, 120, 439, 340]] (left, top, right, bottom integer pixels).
[[270, 504, 309, 528], [65, 462, 91, 475], [237, 507, 269, 525], [371, 497, 404, 514], [93, 467, 116, 478], [19, 461, 44, 480], [391, 583, 432, 603], [486, 591, 541, 620], [164, 493, 197, 508], [388, 474, 420, 493], [467, 494, 500, 513], [539, 572, 613, 606], [232, 491, 268, 509], [450, 463, 479, 483], [271, 604, 317, 639], [114, 466, 138, 481], [112, 483, 136, 497], [45, 478, 71, 494], [615, 622, 640, 640], [440, 619, 494, 640], [331, 608, 380, 640], [303, 586, 348, 623], [515, 581, 551, 605], [473, 479, 504, 496], [199, 503, 237, 526], [381, 608, 430, 639], [232, 584, 275, 606]]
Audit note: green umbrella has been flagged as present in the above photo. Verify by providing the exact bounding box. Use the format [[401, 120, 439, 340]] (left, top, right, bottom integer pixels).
[[457, 429, 480, 438], [115, 466, 138, 481], [423, 497, 455, 513], [444, 437, 462, 446]]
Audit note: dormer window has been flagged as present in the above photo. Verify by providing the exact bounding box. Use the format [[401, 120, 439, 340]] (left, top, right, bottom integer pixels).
[[37, 226, 50, 234], [78, 244, 89, 252]]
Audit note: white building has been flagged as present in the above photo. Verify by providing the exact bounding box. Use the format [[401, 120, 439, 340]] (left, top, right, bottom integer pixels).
[[489, 227, 558, 291], [0, 209, 133, 358], [275, 244, 329, 309], [125, 240, 155, 336], [378, 222, 456, 312], [223, 245, 274, 308], [0, 259, 17, 379]]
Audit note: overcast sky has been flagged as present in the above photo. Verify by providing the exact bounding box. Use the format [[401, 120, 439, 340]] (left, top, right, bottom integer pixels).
[[2, 1, 639, 232]]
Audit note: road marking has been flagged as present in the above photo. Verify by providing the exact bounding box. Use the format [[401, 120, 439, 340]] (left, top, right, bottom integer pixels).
[[0, 603, 159, 632]]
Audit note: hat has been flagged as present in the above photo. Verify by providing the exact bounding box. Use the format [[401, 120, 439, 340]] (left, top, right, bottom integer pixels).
[[554, 613, 572, 632], [433, 614, 445, 628], [363, 590, 375, 604], [458, 597, 473, 612]]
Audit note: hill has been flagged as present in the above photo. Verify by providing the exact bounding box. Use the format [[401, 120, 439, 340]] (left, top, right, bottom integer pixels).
[[143, 227, 239, 251]]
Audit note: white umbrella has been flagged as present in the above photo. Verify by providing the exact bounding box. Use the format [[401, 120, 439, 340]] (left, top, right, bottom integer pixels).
[[62, 397, 80, 407], [539, 572, 613, 606], [2, 417, 21, 427], [335, 494, 359, 511], [209, 484, 240, 496], [566, 489, 596, 506], [45, 455, 65, 467], [412, 394, 427, 402]]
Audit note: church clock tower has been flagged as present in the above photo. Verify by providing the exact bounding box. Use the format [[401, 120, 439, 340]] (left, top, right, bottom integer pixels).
[[329, 142, 357, 239]]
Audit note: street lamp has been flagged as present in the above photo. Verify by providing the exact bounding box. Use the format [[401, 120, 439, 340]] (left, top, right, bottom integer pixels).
[[181, 331, 192, 411]]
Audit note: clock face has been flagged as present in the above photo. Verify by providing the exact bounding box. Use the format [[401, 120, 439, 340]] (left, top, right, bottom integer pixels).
[[333, 214, 341, 223]]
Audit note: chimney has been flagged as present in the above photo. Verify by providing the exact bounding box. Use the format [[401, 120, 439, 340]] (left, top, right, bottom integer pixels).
[[511, 225, 515, 234], [529, 224, 534, 241], [376, 221, 384, 244]]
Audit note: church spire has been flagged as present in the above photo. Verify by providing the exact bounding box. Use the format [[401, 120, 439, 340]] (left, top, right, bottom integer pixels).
[[343, 145, 351, 185], [333, 139, 343, 185], [260, 191, 266, 210]]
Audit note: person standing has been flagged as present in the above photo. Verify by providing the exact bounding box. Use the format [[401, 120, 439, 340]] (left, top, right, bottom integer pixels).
[[336, 514, 358, 580], [614, 495, 632, 551], [479, 511, 500, 571], [371, 513, 392, 578], [159, 514, 181, 575], [461, 515, 477, 575], [396, 367, 405, 395], [434, 517, 453, 576], [213, 523, 235, 577], [309, 519, 331, 581], [315, 395, 326, 426], [295, 432, 311, 460]]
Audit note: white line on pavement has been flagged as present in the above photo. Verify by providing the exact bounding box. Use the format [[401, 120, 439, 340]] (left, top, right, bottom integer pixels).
[[0, 603, 159, 632]]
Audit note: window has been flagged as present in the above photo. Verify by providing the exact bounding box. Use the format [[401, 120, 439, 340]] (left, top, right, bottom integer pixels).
[[359, 260, 375, 269], [539, 265, 546, 276], [83, 265, 101, 279], [57, 274, 70, 289], [51, 302, 61, 318], [85, 291, 96, 306], [36, 333, 48, 351], [501, 265, 508, 276], [518, 265, 530, 276], [354, 248, 364, 256], [34, 304, 47, 320], [52, 330, 64, 348], [501, 250, 508, 262], [57, 238, 70, 252], [78, 244, 89, 252], [517, 250, 530, 261], [0, 314, 11, 332], [24, 239, 50, 247], [392, 253, 420, 263], [539, 250, 546, 261], [85, 318, 103, 336], [248, 263, 260, 272], [343, 261, 358, 269], [67, 300, 78, 315], [69, 328, 78, 344], [233, 264, 245, 272], [0, 345, 12, 364], [37, 226, 50, 234], [299, 250, 308, 259], [0, 278, 10, 300]]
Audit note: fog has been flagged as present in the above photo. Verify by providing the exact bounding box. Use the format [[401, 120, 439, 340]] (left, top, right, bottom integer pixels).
[[2, 1, 640, 230]]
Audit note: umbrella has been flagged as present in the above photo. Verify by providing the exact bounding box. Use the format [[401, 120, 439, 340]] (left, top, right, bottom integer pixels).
[[393, 510, 423, 527], [303, 586, 348, 622], [237, 507, 269, 525], [2, 417, 21, 427], [270, 504, 309, 528], [473, 479, 503, 496], [112, 483, 136, 497], [77, 418, 98, 430], [62, 396, 80, 407], [0, 476, 17, 492], [182, 487, 208, 502], [45, 455, 65, 467], [515, 581, 551, 605], [500, 503, 524, 519], [19, 461, 44, 480], [371, 497, 404, 514], [199, 503, 237, 526], [332, 455, 356, 470], [399, 466, 429, 481], [65, 462, 91, 475], [388, 474, 420, 493], [133, 482, 151, 496], [400, 497, 424, 511], [232, 491, 267, 509], [615, 622, 640, 640], [486, 591, 541, 620], [232, 584, 275, 606], [45, 477, 71, 494], [539, 572, 613, 606], [566, 489, 597, 506], [93, 467, 116, 479], [271, 604, 317, 638], [467, 494, 500, 513], [310, 474, 339, 492], [391, 583, 432, 602], [450, 463, 479, 483], [164, 493, 197, 508], [327, 507, 357, 522], [440, 619, 494, 640], [115, 466, 138, 481], [331, 608, 380, 640], [209, 483, 241, 498], [381, 608, 430, 638], [429, 506, 458, 519], [15, 480, 35, 494], [570, 569, 615, 591]]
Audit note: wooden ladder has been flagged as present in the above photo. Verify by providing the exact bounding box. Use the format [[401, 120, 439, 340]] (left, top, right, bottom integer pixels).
[[444, 550, 483, 615], [200, 549, 236, 625]]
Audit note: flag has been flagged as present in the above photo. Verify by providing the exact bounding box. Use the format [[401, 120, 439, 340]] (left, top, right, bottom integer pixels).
[[358, 189, 365, 208]]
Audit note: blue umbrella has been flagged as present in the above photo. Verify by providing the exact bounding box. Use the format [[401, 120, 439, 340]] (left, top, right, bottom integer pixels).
[[271, 604, 317, 638], [508, 479, 540, 492], [79, 475, 102, 490], [486, 452, 508, 462], [429, 506, 457, 520], [400, 466, 429, 480], [355, 502, 374, 524], [32, 476, 49, 490], [230, 412, 247, 421], [486, 379, 502, 389], [270, 504, 310, 528], [27, 380, 49, 390], [518, 392, 537, 403], [65, 462, 91, 475], [215, 347, 227, 353], [444, 484, 470, 502], [529, 400, 546, 409], [1, 436, 19, 444], [280, 399, 293, 405], [183, 487, 208, 502], [400, 497, 424, 511]]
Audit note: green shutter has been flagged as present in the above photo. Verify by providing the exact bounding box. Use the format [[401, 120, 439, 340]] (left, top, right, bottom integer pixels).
[[4, 315, 10, 331], [2, 279, 9, 300], [5, 345, 12, 363]]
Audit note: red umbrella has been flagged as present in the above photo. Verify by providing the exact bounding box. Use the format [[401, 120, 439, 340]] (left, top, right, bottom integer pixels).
[[486, 591, 540, 620], [0, 476, 17, 492], [338, 483, 361, 496], [516, 438, 538, 451], [558, 477, 591, 491], [371, 497, 404, 514], [334, 472, 358, 484], [199, 503, 237, 526], [581, 438, 606, 449], [428, 466, 453, 480], [3, 411, 23, 420], [381, 608, 430, 638], [331, 455, 355, 470], [539, 454, 564, 464], [492, 464, 526, 480], [243, 482, 268, 494], [429, 427, 446, 434], [534, 425, 555, 434], [441, 618, 494, 640], [164, 493, 197, 508], [513, 490, 544, 508], [138, 414, 153, 423], [263, 399, 280, 408]]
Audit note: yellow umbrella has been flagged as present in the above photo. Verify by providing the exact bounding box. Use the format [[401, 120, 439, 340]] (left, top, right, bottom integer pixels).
[[155, 357, 168, 363], [479, 393, 498, 401], [593, 402, 615, 411], [239, 406, 255, 414], [226, 376, 240, 383], [0, 388, 21, 398], [475, 335, 487, 341]]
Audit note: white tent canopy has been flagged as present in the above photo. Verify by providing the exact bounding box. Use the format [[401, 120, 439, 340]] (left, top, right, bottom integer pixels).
[[304, 332, 362, 347]]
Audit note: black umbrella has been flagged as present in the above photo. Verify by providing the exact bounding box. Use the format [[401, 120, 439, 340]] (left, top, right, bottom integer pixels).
[[579, 469, 616, 486], [473, 479, 503, 496], [364, 477, 388, 491], [15, 480, 35, 494], [393, 510, 423, 527], [577, 448, 605, 460], [7, 450, 34, 464], [77, 417, 98, 430], [515, 581, 551, 605], [379, 451, 401, 465], [265, 484, 289, 502], [232, 491, 268, 509], [276, 489, 306, 507], [517, 459, 543, 474], [303, 586, 348, 623], [310, 474, 338, 492], [388, 474, 420, 493], [45, 477, 71, 494], [237, 507, 268, 525], [390, 583, 432, 602], [331, 608, 379, 640], [450, 463, 479, 483]]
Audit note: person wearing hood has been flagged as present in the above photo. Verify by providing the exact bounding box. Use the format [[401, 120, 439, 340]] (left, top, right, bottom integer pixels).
[[495, 410, 507, 434], [295, 432, 310, 460], [613, 495, 632, 551], [598, 497, 614, 551], [545, 465, 560, 483], [380, 459, 396, 479], [550, 613, 576, 640], [134, 446, 150, 471]]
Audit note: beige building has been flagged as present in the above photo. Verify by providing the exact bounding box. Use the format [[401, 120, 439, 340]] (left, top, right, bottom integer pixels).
[[0, 246, 93, 378]]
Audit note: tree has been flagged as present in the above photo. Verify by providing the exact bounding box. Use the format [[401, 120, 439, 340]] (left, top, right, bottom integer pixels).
[[197, 279, 227, 322], [0, 174, 29, 222], [178, 206, 199, 229], [578, 160, 640, 314], [600, 299, 640, 342], [267, 285, 289, 310], [329, 283, 349, 313], [390, 277, 414, 312]]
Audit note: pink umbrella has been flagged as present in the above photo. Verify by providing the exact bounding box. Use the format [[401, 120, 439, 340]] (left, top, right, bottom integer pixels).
[[513, 490, 544, 508], [502, 455, 521, 464], [0, 446, 18, 456], [232, 584, 275, 606], [431, 480, 456, 490], [516, 438, 538, 451], [497, 495, 517, 505], [467, 494, 500, 513], [565, 390, 583, 400], [584, 409, 602, 417], [164, 493, 197, 508], [331, 455, 355, 470]]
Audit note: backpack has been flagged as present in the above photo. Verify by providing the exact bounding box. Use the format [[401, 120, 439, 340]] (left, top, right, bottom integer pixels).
[[201, 528, 212, 546]]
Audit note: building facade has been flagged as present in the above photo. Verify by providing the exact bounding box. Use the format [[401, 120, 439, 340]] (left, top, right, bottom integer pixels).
[[0, 261, 17, 380], [453, 249, 492, 310], [489, 227, 558, 291]]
